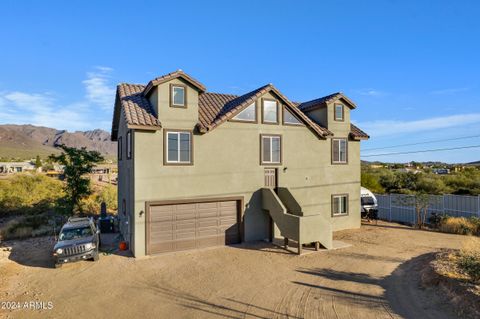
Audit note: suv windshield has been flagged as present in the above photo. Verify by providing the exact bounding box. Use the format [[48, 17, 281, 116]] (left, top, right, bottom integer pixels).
[[361, 196, 375, 206], [59, 226, 93, 241]]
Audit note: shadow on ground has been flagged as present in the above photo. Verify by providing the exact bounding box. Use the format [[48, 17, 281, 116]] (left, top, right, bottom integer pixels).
[[294, 253, 461, 319]]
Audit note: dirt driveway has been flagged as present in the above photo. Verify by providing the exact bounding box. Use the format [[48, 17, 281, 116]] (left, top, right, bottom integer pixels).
[[0, 221, 470, 319]]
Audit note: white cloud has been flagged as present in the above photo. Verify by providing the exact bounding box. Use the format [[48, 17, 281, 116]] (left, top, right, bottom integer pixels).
[[430, 87, 469, 95], [0, 67, 116, 131], [355, 88, 387, 97], [357, 113, 480, 137], [82, 66, 116, 110]]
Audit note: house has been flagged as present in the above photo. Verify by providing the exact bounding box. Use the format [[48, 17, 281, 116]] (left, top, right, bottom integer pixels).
[[0, 161, 36, 174], [89, 164, 117, 183], [111, 70, 369, 257]]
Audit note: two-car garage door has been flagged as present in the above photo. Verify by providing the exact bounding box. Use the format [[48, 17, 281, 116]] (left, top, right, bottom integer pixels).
[[146, 199, 241, 255]]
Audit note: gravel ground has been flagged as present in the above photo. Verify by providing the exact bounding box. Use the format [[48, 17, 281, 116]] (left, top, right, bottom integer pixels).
[[0, 221, 471, 319]]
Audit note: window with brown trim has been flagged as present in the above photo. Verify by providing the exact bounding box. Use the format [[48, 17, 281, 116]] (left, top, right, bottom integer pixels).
[[262, 99, 279, 124], [332, 138, 347, 164], [118, 136, 122, 161], [283, 106, 303, 125], [164, 130, 193, 165], [170, 84, 187, 108], [334, 104, 344, 121], [332, 194, 348, 216], [260, 135, 281, 165], [126, 130, 132, 160], [232, 102, 256, 122]]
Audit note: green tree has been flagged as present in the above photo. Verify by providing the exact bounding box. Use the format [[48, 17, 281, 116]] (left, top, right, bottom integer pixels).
[[34, 155, 42, 169], [49, 145, 104, 215]]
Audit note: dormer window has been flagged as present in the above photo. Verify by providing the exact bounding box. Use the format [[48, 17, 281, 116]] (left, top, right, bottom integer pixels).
[[334, 104, 344, 121], [170, 84, 186, 108], [262, 99, 278, 124]]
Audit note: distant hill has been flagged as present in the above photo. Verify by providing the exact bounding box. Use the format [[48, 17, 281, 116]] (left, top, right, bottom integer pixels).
[[466, 160, 480, 166], [0, 124, 116, 160]]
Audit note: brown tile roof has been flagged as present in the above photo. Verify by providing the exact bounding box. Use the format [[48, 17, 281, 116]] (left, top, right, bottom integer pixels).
[[143, 70, 206, 97], [111, 71, 368, 141], [118, 83, 161, 127], [350, 124, 369, 140], [298, 92, 357, 112]]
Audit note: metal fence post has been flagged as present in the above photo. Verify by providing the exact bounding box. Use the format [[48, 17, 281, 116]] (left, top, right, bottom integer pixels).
[[443, 194, 446, 215], [476, 195, 479, 217], [389, 194, 392, 221]]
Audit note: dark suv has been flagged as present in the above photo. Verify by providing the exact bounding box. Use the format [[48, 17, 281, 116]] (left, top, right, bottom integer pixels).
[[53, 217, 100, 268]]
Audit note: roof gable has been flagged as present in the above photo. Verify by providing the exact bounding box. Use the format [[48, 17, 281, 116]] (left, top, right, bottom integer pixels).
[[298, 92, 357, 112], [143, 70, 206, 97], [196, 84, 331, 138]]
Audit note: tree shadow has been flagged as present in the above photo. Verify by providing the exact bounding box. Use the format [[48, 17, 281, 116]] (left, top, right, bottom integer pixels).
[[132, 282, 303, 319], [293, 253, 460, 319]]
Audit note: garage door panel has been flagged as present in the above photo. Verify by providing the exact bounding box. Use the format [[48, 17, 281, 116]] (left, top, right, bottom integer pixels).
[[197, 218, 219, 228], [174, 239, 196, 251], [175, 231, 196, 240], [148, 199, 240, 255], [175, 221, 196, 230], [175, 211, 197, 221]]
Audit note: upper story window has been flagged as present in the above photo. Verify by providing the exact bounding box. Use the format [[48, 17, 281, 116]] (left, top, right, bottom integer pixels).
[[334, 104, 344, 121], [261, 134, 281, 165], [232, 102, 256, 122], [262, 99, 278, 124], [126, 130, 132, 159], [283, 107, 303, 125], [332, 194, 348, 216], [165, 130, 192, 165], [170, 84, 186, 108], [332, 138, 347, 164], [118, 136, 123, 161]]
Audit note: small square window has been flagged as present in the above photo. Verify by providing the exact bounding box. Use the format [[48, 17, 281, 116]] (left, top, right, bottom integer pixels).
[[262, 99, 278, 124], [171, 85, 186, 107], [332, 194, 348, 216], [334, 104, 344, 121]]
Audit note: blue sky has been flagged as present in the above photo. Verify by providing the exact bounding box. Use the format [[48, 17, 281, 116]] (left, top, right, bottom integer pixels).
[[0, 0, 479, 163]]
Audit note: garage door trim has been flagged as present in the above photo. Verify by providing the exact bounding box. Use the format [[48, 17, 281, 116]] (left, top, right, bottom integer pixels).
[[145, 196, 244, 255]]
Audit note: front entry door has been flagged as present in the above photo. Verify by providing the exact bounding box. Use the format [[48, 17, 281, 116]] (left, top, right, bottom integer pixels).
[[264, 168, 277, 189]]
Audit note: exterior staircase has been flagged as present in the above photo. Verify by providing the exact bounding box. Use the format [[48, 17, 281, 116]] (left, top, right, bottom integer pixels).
[[261, 188, 332, 254]]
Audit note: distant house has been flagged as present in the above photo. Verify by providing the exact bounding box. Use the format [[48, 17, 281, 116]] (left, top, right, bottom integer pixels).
[[111, 70, 369, 257], [89, 164, 117, 183], [0, 162, 36, 174]]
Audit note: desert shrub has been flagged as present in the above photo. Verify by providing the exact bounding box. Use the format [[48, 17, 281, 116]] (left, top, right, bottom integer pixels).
[[0, 214, 54, 240], [79, 184, 118, 214], [457, 237, 480, 282], [439, 217, 477, 235], [0, 174, 64, 216]]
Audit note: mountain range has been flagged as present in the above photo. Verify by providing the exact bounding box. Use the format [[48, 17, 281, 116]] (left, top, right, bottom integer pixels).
[[0, 124, 116, 160]]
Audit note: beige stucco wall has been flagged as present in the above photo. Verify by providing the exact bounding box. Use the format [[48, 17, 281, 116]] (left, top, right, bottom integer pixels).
[[126, 83, 362, 257]]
